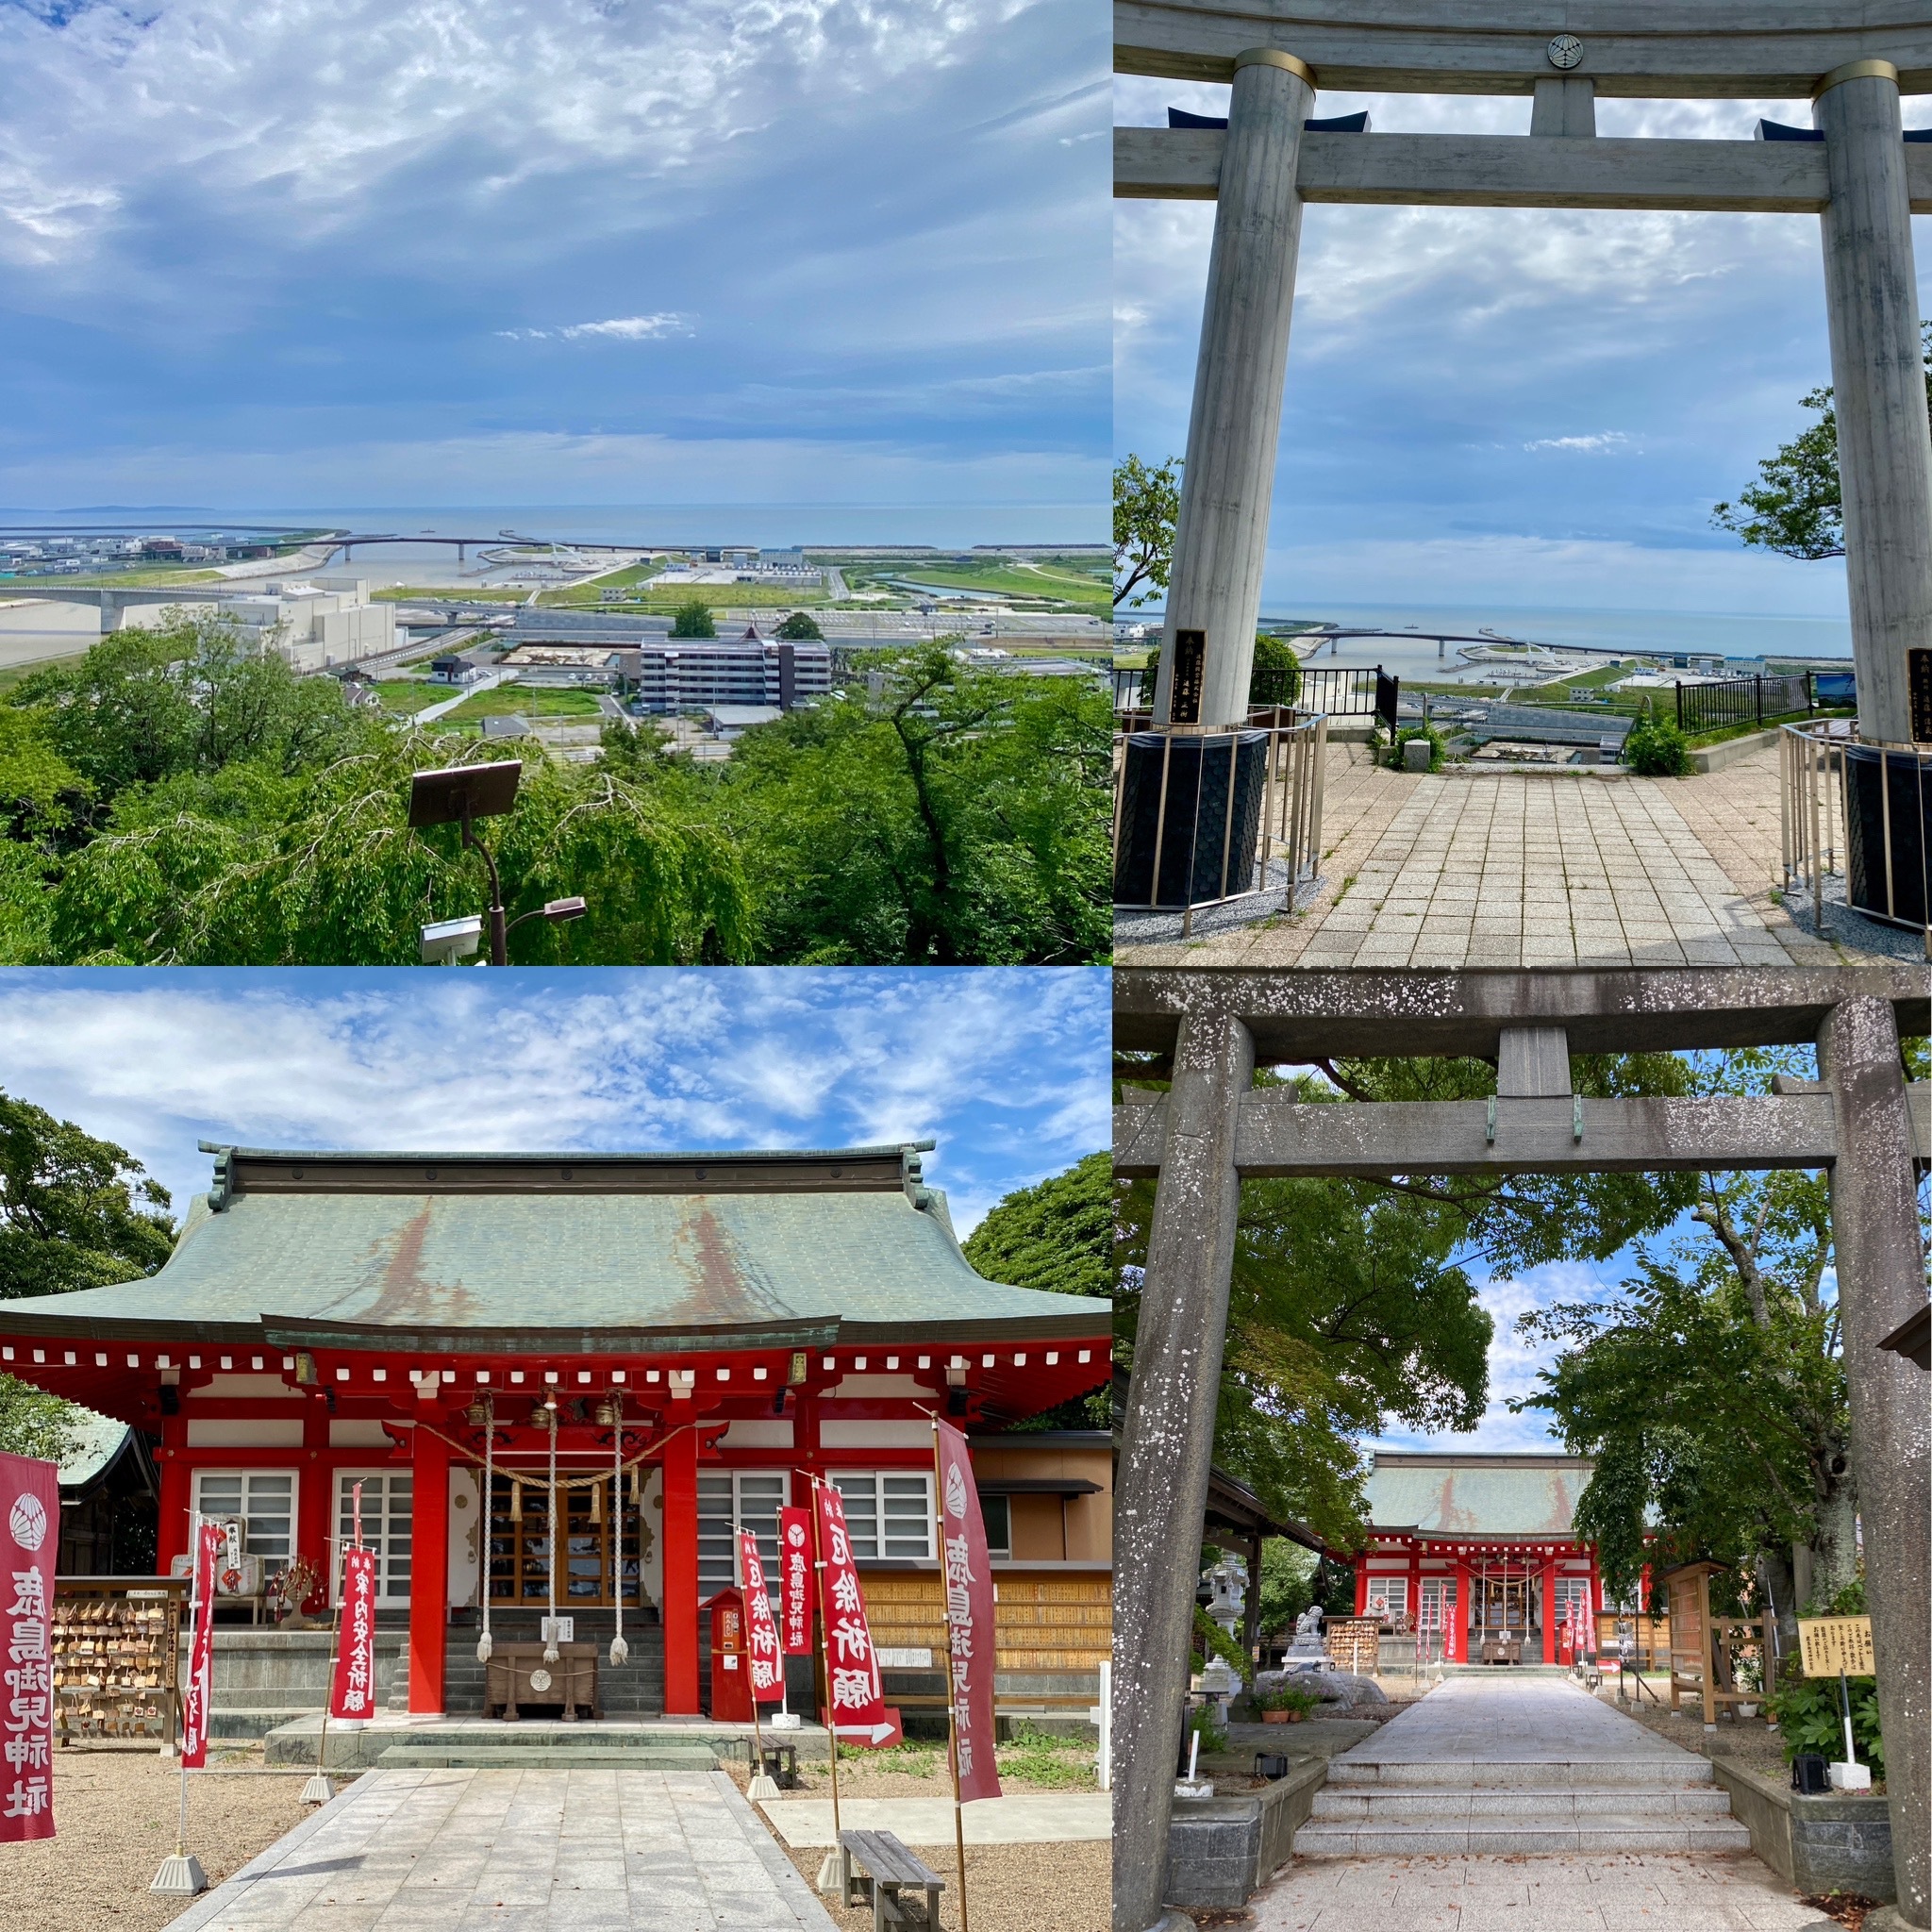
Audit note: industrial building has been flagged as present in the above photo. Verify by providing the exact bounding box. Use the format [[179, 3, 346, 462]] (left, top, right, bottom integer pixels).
[[615, 627, 833, 714]]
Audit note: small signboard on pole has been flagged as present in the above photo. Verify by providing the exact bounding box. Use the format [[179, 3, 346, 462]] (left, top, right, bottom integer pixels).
[[1796, 1616, 1875, 1790], [1796, 1617, 1874, 1678]]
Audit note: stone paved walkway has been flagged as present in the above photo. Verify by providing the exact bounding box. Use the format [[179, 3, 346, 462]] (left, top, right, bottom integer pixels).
[[1250, 1851, 1826, 1931], [165, 1765, 834, 1931], [1119, 742, 1857, 970], [1254, 1679, 1824, 1929]]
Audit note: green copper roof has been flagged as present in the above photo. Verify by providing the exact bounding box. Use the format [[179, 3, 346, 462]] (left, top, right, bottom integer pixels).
[[1366, 1454, 1592, 1537], [2, 1145, 1109, 1351]]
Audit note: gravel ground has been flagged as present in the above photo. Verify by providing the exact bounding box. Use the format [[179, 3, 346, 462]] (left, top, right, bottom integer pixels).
[[780, 1840, 1109, 1932], [1595, 1683, 1796, 1781], [8, 1745, 316, 1932], [727, 1739, 1108, 1932]]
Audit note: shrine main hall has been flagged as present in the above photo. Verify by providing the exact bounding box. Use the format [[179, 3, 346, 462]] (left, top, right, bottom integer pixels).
[[0, 1141, 1113, 1723]]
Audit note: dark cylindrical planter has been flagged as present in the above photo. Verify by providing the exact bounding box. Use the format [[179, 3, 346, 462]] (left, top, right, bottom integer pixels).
[[1843, 744, 1932, 928], [1114, 730, 1269, 908]]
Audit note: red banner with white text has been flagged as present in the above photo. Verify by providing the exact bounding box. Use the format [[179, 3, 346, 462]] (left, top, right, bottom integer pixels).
[[739, 1532, 784, 1704], [778, 1507, 813, 1656], [0, 1454, 57, 1840], [813, 1483, 890, 1740], [180, 1520, 224, 1771], [330, 1546, 379, 1724], [934, 1419, 1002, 1801]]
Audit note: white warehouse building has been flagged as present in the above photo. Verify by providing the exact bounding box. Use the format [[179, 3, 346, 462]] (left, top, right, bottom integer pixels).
[[224, 576, 396, 672]]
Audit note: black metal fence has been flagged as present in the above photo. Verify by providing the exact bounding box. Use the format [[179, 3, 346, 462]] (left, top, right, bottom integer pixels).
[[1113, 660, 1396, 728], [1674, 673, 1815, 737]]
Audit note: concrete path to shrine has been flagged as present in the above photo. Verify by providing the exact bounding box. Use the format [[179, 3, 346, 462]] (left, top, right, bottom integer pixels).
[[163, 1764, 836, 1931], [1118, 741, 1910, 970]]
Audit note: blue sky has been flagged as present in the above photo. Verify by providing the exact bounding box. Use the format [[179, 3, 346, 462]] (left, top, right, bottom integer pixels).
[[0, 967, 1109, 1238], [0, 0, 1108, 518], [1117, 78, 1932, 620]]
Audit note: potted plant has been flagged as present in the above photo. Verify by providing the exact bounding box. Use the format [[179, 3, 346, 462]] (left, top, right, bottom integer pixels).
[[1257, 1685, 1321, 1724]]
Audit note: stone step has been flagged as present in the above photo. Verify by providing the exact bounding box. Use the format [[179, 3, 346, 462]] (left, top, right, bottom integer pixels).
[[1309, 1786, 1736, 1822], [1293, 1819, 1754, 1857], [1326, 1757, 1714, 1790], [375, 1745, 723, 1771]]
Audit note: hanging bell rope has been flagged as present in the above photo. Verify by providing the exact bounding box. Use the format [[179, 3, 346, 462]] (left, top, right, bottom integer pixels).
[[543, 1403, 561, 1663], [475, 1397, 495, 1665], [609, 1394, 629, 1668]]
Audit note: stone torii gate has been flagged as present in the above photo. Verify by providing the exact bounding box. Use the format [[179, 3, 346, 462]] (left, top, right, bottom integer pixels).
[[1110, 965, 1931, 1932], [1117, 5, 1932, 911]]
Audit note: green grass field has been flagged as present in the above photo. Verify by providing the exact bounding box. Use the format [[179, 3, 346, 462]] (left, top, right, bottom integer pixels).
[[855, 559, 1108, 612], [373, 680, 459, 714], [440, 686, 603, 723], [0, 567, 228, 591]]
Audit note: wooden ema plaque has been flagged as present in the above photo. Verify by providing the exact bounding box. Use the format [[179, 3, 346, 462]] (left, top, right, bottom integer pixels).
[[1324, 1618, 1380, 1675], [1797, 1616, 1874, 1678]]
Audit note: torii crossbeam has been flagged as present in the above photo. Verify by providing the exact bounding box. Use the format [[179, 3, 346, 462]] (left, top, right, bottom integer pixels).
[[1109, 965, 1932, 1932]]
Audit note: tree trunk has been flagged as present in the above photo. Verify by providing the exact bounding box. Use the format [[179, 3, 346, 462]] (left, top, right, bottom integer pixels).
[[1812, 1480, 1860, 1604]]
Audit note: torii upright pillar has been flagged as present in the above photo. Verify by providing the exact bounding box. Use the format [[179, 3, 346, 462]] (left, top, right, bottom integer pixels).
[[1813, 58, 1932, 750], [1153, 51, 1312, 732], [1819, 995, 1930, 1928]]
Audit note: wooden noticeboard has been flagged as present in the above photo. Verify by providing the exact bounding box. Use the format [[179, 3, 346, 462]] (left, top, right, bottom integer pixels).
[[1797, 1616, 1874, 1678]]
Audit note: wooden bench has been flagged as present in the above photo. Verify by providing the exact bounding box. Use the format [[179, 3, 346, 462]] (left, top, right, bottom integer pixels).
[[840, 1829, 945, 1931]]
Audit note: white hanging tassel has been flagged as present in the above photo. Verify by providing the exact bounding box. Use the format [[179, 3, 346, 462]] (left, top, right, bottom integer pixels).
[[476, 1399, 495, 1664], [542, 1405, 561, 1663], [609, 1397, 628, 1667]]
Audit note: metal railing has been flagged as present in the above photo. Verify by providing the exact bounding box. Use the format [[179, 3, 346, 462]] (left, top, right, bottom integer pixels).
[[1111, 710, 1328, 931], [1113, 662, 1395, 725], [1780, 717, 1932, 946], [1676, 672, 1816, 737]]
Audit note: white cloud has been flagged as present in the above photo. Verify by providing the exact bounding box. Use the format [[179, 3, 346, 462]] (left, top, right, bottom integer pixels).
[[1524, 433, 1632, 455], [1374, 1260, 1611, 1455], [500, 314, 696, 342], [0, 968, 1110, 1238]]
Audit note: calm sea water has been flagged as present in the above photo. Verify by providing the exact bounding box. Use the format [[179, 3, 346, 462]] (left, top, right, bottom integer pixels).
[[1271, 600, 1853, 678], [10, 503, 1103, 575]]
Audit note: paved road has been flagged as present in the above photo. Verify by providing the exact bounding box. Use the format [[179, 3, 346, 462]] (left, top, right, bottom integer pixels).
[[165, 1766, 835, 1931]]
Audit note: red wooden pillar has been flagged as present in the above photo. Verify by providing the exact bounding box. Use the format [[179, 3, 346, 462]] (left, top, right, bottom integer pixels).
[[1451, 1562, 1469, 1662], [298, 1401, 331, 1611], [157, 1437, 191, 1574], [662, 1426, 700, 1714], [1407, 1544, 1422, 1647], [408, 1423, 449, 1716], [1540, 1555, 1557, 1663]]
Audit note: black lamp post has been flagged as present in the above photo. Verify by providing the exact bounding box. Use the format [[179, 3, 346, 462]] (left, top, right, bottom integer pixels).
[[408, 759, 588, 965]]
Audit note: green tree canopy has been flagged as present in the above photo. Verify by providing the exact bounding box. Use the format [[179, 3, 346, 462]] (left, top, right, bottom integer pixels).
[[722, 645, 1111, 964], [1114, 454, 1182, 611], [0, 1092, 175, 1463], [1713, 322, 1932, 559], [0, 1089, 175, 1300], [1514, 1049, 1870, 1641], [961, 1151, 1110, 1300], [1, 630, 1108, 966], [671, 601, 718, 639], [774, 610, 824, 640], [1114, 1052, 1702, 1547]]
